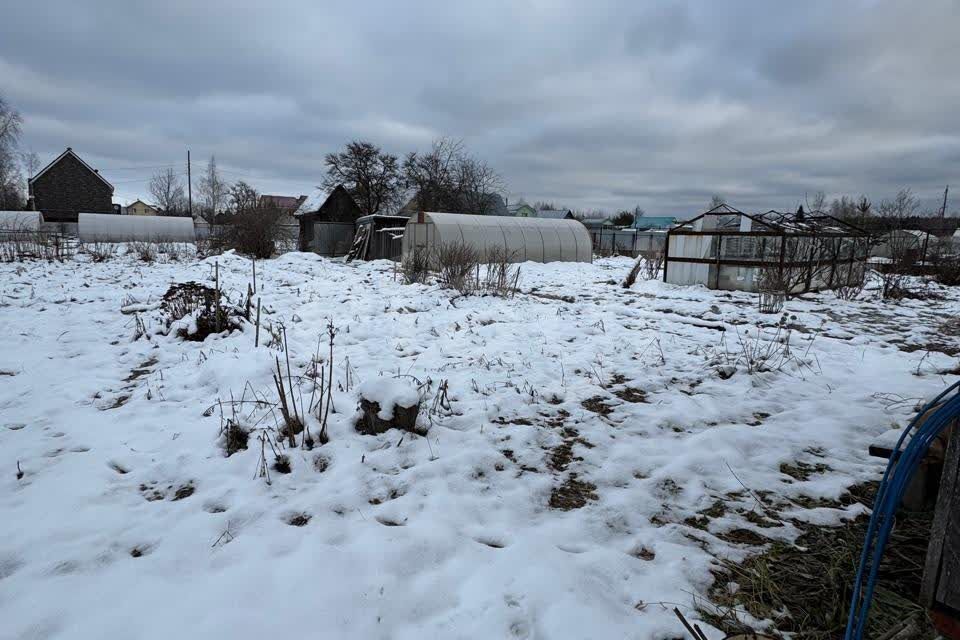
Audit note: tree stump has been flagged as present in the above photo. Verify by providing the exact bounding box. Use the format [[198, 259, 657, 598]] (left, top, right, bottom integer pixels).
[[357, 398, 420, 435]]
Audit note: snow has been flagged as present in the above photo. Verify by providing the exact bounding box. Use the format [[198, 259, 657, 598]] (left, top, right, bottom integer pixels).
[[357, 378, 420, 420], [293, 187, 330, 217], [1, 250, 958, 639]]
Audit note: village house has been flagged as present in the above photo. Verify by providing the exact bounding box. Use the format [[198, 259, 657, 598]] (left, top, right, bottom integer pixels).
[[28, 148, 117, 222], [123, 199, 161, 216], [258, 194, 307, 213]]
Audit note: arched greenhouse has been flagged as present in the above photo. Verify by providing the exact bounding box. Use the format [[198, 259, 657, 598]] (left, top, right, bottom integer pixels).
[[78, 213, 196, 243], [402, 212, 592, 263]]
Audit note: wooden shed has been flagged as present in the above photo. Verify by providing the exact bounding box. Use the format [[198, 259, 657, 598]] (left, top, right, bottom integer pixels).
[[293, 185, 363, 256]]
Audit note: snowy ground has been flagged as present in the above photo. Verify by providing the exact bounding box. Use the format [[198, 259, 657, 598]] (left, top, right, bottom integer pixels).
[[1, 250, 958, 640]]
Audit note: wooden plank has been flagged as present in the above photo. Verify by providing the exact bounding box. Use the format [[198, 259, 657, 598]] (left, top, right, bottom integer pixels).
[[923, 419, 960, 607]]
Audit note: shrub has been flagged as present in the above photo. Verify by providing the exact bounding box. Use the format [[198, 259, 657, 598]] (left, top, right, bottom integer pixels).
[[833, 261, 867, 300], [483, 246, 519, 296], [222, 206, 285, 259], [435, 242, 479, 294], [401, 247, 432, 284], [932, 256, 960, 287], [83, 242, 116, 262], [129, 241, 157, 263]]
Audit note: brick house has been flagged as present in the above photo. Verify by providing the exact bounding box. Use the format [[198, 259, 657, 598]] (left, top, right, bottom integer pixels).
[[28, 148, 116, 222]]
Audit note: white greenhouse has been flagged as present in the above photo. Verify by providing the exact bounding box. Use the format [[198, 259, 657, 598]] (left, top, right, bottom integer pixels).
[[402, 212, 592, 263], [78, 213, 196, 243]]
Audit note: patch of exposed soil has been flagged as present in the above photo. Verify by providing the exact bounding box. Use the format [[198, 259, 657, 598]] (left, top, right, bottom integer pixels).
[[549, 474, 598, 511], [581, 396, 615, 416], [780, 460, 831, 482], [613, 387, 648, 403]]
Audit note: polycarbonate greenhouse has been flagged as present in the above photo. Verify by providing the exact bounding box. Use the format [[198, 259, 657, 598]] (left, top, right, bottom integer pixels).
[[402, 212, 592, 263], [78, 212, 196, 243]]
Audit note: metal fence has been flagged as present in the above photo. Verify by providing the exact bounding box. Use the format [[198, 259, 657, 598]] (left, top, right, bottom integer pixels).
[[591, 229, 667, 257]]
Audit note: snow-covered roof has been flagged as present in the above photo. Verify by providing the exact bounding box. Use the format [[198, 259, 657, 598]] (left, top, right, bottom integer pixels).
[[293, 188, 331, 217], [901, 229, 936, 241], [530, 209, 573, 220]]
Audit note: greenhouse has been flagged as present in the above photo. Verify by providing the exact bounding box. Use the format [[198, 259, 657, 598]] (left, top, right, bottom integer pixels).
[[402, 212, 592, 264], [78, 213, 196, 243], [664, 204, 870, 293]]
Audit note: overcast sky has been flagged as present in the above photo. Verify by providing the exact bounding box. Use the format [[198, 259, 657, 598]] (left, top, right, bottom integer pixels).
[[2, 0, 958, 216]]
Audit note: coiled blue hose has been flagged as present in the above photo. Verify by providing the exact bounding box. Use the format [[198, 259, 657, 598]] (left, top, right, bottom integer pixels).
[[844, 380, 960, 640]]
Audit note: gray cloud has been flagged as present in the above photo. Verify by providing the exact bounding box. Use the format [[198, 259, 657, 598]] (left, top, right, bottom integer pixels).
[[1, 0, 957, 214]]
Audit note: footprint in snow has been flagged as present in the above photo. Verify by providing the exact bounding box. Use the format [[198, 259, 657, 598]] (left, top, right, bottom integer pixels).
[[474, 536, 508, 549]]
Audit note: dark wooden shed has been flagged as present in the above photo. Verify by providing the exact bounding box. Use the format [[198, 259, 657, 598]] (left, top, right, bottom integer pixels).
[[294, 185, 364, 255]]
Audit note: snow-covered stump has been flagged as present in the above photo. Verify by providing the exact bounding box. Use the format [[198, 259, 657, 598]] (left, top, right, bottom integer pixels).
[[355, 379, 421, 435]]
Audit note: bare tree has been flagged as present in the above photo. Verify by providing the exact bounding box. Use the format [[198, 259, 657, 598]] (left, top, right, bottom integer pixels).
[[20, 150, 40, 180], [610, 210, 635, 227], [0, 95, 25, 210], [228, 180, 259, 215], [402, 137, 462, 212], [533, 200, 563, 211], [197, 155, 230, 222], [709, 194, 725, 209], [806, 191, 827, 212], [829, 196, 858, 221], [322, 141, 403, 216], [875, 188, 922, 298], [403, 138, 505, 215], [878, 188, 920, 220], [455, 153, 506, 215], [149, 167, 186, 215]]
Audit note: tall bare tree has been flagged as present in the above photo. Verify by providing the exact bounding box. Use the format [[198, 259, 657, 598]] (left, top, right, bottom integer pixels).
[[197, 155, 230, 222], [228, 180, 259, 215], [0, 95, 25, 209], [149, 167, 186, 215], [709, 194, 725, 209], [322, 141, 403, 215], [403, 138, 504, 215]]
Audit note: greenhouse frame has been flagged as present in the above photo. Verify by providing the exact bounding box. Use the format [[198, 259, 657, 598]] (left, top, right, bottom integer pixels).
[[664, 204, 870, 293], [402, 212, 592, 264]]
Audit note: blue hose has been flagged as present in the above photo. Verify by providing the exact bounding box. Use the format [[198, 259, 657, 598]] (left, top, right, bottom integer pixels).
[[844, 381, 960, 640]]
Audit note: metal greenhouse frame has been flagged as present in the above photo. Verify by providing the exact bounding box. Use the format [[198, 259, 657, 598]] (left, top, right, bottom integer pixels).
[[663, 204, 870, 293]]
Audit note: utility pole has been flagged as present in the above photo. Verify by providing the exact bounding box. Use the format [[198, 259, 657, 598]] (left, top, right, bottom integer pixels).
[[187, 149, 193, 219], [939, 185, 949, 219]]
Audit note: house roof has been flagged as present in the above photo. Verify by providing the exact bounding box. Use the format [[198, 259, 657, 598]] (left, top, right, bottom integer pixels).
[[29, 148, 114, 192], [581, 218, 612, 228], [506, 202, 533, 214], [260, 194, 304, 209], [293, 188, 332, 217], [125, 199, 157, 209], [631, 216, 678, 229], [530, 209, 573, 219]]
